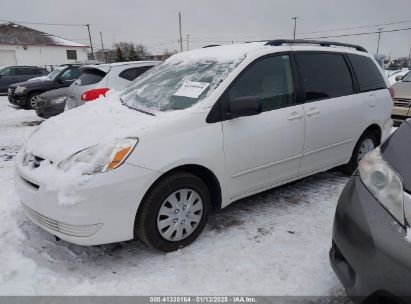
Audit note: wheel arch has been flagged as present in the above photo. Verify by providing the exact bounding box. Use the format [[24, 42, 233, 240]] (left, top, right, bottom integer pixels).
[[134, 164, 223, 236], [363, 123, 382, 145]]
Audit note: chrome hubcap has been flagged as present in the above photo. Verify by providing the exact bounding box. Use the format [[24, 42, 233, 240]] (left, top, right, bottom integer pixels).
[[358, 138, 375, 162], [30, 95, 40, 109], [157, 188, 203, 242]]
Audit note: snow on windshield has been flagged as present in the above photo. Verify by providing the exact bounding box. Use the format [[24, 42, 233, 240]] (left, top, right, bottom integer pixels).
[[121, 42, 266, 112]]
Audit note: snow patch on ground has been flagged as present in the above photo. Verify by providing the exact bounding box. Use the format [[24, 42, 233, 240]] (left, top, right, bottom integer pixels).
[[0, 96, 346, 296]]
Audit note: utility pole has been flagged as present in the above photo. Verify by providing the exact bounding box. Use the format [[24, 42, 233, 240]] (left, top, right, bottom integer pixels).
[[178, 12, 183, 52], [186, 34, 190, 51], [291, 17, 298, 40], [86, 24, 94, 60], [408, 45, 411, 68], [100, 31, 105, 63], [376, 27, 383, 54]]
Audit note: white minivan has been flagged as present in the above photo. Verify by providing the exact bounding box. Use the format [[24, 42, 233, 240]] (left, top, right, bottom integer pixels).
[[16, 40, 393, 252]]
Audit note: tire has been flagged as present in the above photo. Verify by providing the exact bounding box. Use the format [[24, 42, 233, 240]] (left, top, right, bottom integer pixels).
[[135, 171, 211, 252], [27, 92, 40, 109], [343, 131, 378, 175]]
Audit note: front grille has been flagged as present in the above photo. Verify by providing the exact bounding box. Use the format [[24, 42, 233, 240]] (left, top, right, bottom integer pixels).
[[394, 98, 411, 107], [8, 87, 15, 95], [22, 204, 102, 237]]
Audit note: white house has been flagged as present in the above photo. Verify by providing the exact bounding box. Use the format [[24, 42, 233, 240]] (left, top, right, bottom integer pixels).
[[0, 22, 89, 68]]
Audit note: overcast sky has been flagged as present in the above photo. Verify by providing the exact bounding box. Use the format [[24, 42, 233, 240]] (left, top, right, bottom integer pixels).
[[1, 0, 410, 58]]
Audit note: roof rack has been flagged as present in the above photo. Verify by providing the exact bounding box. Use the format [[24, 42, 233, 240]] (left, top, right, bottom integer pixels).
[[264, 39, 367, 52], [202, 44, 220, 48]]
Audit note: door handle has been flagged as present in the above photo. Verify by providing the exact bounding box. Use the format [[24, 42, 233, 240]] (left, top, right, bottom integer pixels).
[[288, 112, 303, 121], [306, 108, 320, 116]]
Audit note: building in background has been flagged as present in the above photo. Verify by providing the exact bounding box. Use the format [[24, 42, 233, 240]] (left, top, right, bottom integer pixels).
[[0, 22, 89, 69]]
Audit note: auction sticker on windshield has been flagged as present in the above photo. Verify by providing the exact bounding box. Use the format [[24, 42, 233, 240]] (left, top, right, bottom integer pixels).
[[173, 80, 210, 98]]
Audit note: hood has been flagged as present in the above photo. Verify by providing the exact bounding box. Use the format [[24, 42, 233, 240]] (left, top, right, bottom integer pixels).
[[39, 87, 68, 99], [393, 81, 411, 101], [381, 120, 411, 192], [10, 79, 54, 89], [25, 93, 156, 163]]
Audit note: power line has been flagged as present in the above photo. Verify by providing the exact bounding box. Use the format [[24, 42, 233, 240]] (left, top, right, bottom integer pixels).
[[298, 19, 411, 35], [305, 26, 411, 40]]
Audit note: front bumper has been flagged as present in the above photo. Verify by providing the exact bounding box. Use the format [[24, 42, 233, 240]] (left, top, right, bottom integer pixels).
[[15, 160, 161, 245], [35, 101, 65, 118], [330, 175, 411, 301], [392, 102, 410, 127], [8, 91, 28, 107]]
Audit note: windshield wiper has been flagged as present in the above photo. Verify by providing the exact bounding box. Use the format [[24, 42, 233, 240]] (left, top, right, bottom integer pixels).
[[120, 97, 156, 116]]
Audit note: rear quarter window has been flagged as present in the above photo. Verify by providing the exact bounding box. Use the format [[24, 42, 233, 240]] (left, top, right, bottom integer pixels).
[[119, 66, 154, 81], [77, 68, 107, 86], [347, 54, 386, 92]]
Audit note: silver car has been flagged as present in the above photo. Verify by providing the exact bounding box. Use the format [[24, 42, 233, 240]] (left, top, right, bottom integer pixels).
[[65, 61, 160, 110]]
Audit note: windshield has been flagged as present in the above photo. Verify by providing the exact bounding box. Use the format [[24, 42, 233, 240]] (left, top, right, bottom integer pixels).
[[120, 59, 242, 112], [402, 72, 411, 82], [0, 67, 12, 76], [46, 66, 66, 81]]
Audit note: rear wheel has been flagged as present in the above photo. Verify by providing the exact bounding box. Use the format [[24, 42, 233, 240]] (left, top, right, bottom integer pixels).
[[343, 131, 378, 175], [27, 93, 40, 109], [135, 171, 211, 252]]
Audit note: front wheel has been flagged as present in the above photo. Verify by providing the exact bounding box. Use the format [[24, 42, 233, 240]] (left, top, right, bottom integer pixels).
[[135, 172, 211, 252], [27, 93, 40, 109], [343, 131, 378, 175]]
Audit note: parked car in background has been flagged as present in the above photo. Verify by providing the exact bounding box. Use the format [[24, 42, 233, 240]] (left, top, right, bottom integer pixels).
[[330, 119, 411, 303], [35, 87, 67, 119], [0, 66, 48, 93], [16, 40, 393, 252], [64, 61, 160, 110], [392, 71, 411, 126], [388, 68, 410, 85], [8, 63, 83, 109]]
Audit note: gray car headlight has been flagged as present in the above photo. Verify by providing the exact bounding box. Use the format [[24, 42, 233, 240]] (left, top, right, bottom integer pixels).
[[49, 96, 67, 105], [14, 85, 26, 94], [58, 138, 138, 174], [359, 148, 405, 226]]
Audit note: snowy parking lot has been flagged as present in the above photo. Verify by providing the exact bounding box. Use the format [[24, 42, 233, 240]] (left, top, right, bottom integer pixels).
[[0, 95, 347, 297]]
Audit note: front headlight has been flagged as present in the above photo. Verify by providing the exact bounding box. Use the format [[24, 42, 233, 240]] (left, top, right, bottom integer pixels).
[[49, 96, 67, 105], [14, 85, 26, 94], [58, 137, 138, 174], [359, 148, 405, 226]]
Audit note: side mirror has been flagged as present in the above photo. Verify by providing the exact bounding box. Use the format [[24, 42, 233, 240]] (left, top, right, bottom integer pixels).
[[227, 96, 262, 119], [395, 75, 404, 81]]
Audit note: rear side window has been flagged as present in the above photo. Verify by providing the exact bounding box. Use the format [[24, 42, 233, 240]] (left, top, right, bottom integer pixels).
[[77, 68, 107, 86], [15, 68, 30, 76], [119, 66, 153, 81], [347, 54, 386, 92], [296, 53, 354, 101]]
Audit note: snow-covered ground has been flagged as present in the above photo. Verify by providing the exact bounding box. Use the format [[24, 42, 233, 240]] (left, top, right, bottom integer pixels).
[[0, 96, 347, 297]]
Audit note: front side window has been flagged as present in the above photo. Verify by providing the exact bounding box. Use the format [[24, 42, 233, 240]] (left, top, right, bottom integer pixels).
[[227, 55, 294, 112], [296, 53, 354, 102], [121, 58, 242, 112], [347, 54, 386, 92]]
